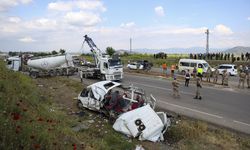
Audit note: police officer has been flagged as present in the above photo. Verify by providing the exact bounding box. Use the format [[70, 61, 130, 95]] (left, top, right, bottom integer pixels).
[[197, 64, 203, 81], [206, 67, 212, 82], [79, 69, 83, 83], [194, 78, 202, 100], [185, 69, 191, 87], [238, 70, 246, 88], [172, 77, 180, 97], [213, 68, 219, 84], [222, 69, 229, 86], [246, 71, 250, 88], [193, 66, 197, 78]]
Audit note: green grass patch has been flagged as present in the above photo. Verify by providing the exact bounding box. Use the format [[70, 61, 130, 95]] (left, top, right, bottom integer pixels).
[[0, 61, 135, 149]]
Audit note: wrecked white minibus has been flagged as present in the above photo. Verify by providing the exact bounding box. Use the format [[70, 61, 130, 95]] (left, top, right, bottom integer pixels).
[[77, 81, 171, 142]]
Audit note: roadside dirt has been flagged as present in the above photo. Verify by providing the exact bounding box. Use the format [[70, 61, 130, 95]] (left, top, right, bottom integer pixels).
[[35, 77, 82, 112]]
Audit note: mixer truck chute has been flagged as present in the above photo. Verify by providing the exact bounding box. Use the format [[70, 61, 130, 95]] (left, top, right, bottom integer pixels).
[[80, 35, 123, 81]]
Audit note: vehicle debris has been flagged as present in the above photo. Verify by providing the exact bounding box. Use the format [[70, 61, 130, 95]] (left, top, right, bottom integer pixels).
[[76, 81, 171, 142], [113, 105, 170, 142], [77, 81, 156, 116]]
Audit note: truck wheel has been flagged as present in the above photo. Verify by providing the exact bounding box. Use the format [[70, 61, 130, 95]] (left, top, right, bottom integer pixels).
[[49, 70, 55, 76], [30, 72, 38, 79], [181, 70, 186, 75], [101, 75, 106, 81]]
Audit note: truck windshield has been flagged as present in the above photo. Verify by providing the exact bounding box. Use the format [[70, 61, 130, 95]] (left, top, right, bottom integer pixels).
[[109, 59, 122, 67]]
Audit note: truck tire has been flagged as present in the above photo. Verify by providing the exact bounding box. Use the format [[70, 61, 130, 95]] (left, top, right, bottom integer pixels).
[[30, 72, 38, 79], [49, 70, 56, 76]]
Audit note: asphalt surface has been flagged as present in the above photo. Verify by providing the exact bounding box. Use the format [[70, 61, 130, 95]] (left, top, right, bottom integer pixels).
[[74, 72, 250, 134]]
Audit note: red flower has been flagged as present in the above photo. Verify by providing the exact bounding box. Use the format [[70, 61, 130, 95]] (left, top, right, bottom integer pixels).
[[72, 144, 77, 150], [33, 144, 41, 149], [12, 113, 21, 121], [15, 129, 19, 134], [37, 118, 43, 122], [30, 135, 35, 139]]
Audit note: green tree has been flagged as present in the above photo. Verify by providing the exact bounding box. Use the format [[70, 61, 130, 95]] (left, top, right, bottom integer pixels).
[[59, 49, 66, 54], [106, 47, 115, 56], [52, 50, 58, 55]]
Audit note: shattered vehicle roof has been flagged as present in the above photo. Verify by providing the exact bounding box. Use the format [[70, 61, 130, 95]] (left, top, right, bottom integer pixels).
[[87, 81, 121, 100]]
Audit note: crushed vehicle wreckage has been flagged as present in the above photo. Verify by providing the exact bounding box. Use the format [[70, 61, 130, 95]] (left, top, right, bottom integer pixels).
[[77, 81, 171, 142]]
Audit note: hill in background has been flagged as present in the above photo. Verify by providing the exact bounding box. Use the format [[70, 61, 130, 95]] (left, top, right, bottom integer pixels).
[[224, 46, 250, 54]]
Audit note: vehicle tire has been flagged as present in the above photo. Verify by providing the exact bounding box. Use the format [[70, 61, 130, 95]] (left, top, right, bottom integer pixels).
[[135, 119, 142, 126], [30, 71, 38, 79], [100, 74, 106, 81], [138, 125, 146, 131], [77, 100, 83, 109], [229, 72, 231, 76], [49, 70, 56, 76]]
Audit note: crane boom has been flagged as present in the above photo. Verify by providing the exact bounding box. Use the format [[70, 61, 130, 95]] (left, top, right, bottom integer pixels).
[[83, 35, 102, 66]]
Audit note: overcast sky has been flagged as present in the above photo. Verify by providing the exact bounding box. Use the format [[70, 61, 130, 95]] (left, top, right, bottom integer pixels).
[[0, 0, 250, 53]]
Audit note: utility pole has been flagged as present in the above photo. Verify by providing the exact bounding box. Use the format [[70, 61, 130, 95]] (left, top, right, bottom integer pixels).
[[130, 38, 132, 54], [205, 29, 209, 54]]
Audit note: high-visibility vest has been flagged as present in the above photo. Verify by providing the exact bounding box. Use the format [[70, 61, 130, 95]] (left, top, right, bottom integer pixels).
[[197, 68, 203, 74]]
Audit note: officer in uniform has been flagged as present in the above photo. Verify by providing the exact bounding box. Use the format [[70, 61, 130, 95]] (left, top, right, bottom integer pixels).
[[197, 64, 203, 81], [246, 71, 250, 88], [172, 77, 180, 97], [79, 69, 83, 83], [194, 78, 202, 100], [238, 70, 246, 88], [213, 68, 219, 84], [222, 69, 229, 86], [206, 67, 212, 82]]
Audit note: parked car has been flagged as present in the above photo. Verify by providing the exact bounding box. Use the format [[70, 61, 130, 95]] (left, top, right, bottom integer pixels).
[[127, 62, 143, 70], [217, 64, 237, 76], [127, 60, 152, 70]]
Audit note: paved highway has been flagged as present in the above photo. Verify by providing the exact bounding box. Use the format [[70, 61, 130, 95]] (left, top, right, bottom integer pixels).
[[76, 73, 250, 134]]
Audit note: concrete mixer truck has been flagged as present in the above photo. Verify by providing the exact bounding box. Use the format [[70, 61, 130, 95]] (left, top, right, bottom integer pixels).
[[6, 54, 75, 78]]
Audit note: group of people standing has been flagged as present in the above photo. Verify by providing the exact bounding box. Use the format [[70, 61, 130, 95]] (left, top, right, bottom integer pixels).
[[172, 65, 250, 100]]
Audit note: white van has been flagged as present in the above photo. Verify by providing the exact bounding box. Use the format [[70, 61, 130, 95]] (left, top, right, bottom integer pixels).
[[217, 64, 237, 76], [178, 59, 213, 74]]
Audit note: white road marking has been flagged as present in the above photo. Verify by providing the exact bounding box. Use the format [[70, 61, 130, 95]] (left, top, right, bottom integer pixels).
[[132, 81, 194, 96], [158, 100, 223, 119], [233, 120, 250, 127]]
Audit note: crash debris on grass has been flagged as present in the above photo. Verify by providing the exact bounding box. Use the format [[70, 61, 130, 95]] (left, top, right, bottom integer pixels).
[[76, 81, 171, 142]]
